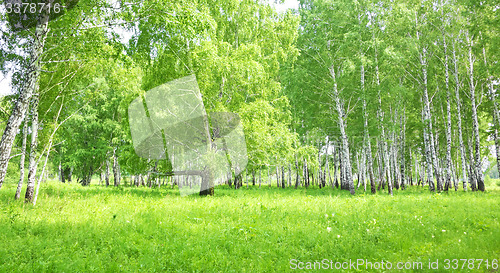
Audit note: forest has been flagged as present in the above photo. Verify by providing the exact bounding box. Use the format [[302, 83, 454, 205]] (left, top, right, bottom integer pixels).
[[0, 0, 499, 272]]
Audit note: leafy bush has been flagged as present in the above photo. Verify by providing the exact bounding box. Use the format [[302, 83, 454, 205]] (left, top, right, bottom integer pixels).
[[484, 175, 492, 186], [4, 159, 20, 185]]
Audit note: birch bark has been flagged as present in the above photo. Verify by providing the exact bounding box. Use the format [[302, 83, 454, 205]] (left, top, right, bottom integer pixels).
[[0, 12, 49, 189], [466, 32, 484, 191], [329, 65, 354, 194]]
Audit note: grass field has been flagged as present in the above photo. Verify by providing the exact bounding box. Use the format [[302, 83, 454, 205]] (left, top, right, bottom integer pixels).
[[0, 180, 499, 272]]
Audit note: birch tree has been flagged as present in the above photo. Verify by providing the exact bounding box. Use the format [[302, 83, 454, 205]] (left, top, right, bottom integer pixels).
[[465, 32, 485, 191], [452, 36, 468, 191], [329, 65, 355, 194], [0, 10, 49, 189]]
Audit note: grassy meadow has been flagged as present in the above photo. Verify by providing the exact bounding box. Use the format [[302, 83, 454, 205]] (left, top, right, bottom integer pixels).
[[0, 180, 499, 272]]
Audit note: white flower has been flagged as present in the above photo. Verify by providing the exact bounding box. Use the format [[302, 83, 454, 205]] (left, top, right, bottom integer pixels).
[[366, 229, 369, 232], [337, 235, 341, 238], [458, 239, 461, 242], [332, 213, 335, 217], [432, 235, 435, 238], [442, 230, 446, 232], [464, 232, 467, 234], [325, 214, 329, 218], [327, 227, 332, 232]]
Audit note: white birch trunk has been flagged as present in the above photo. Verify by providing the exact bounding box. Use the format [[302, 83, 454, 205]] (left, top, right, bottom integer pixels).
[[466, 32, 484, 191], [420, 47, 437, 191], [452, 38, 468, 191], [113, 148, 120, 186], [24, 95, 40, 203], [361, 63, 376, 193], [399, 108, 406, 190], [443, 34, 453, 191], [15, 116, 29, 200], [105, 159, 110, 187], [329, 65, 354, 194]]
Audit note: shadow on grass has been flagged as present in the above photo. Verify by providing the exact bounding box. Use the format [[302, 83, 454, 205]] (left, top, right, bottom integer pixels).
[[1, 179, 493, 204], [33, 180, 485, 200]]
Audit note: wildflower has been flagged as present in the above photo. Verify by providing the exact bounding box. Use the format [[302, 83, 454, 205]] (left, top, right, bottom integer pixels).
[[337, 235, 341, 238], [327, 227, 332, 232]]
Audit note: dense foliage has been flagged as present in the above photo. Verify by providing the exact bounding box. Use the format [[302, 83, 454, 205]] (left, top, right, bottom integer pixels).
[[0, 0, 499, 198]]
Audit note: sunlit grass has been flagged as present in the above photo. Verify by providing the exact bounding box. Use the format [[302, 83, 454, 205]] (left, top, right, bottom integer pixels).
[[0, 180, 498, 272]]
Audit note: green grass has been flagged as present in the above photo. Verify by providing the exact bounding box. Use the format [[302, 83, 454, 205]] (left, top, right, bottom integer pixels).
[[0, 181, 499, 272]]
